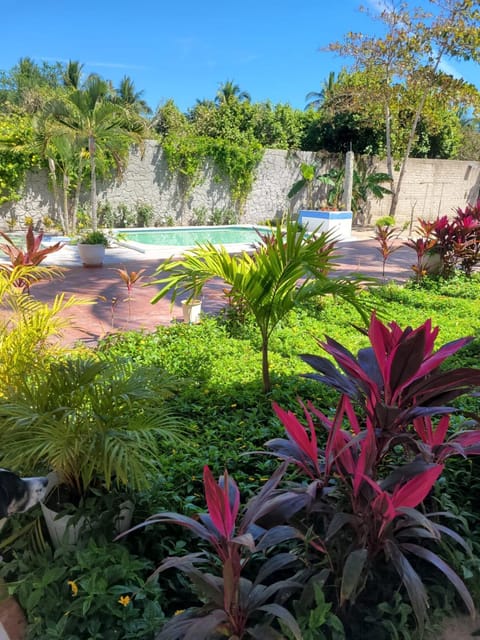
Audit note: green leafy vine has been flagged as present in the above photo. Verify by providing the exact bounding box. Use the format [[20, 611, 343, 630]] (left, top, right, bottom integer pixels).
[[162, 133, 263, 209]]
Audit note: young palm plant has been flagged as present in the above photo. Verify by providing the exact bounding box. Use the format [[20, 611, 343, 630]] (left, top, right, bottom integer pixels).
[[0, 356, 185, 501], [0, 264, 90, 392], [150, 219, 375, 392]]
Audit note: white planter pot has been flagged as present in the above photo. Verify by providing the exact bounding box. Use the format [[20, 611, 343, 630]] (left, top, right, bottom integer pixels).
[[182, 299, 202, 324], [41, 499, 134, 548], [41, 502, 86, 548], [77, 243, 106, 267], [421, 251, 442, 275], [113, 500, 135, 535], [299, 210, 353, 241]]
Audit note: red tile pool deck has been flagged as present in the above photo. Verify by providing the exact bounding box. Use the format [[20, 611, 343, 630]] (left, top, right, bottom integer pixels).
[[21, 231, 415, 348]]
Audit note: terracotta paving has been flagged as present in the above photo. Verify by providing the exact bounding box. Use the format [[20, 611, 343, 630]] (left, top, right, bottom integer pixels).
[[23, 232, 415, 348]]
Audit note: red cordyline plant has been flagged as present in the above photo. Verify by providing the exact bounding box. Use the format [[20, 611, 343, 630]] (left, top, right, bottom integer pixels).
[[405, 201, 480, 279], [373, 224, 402, 280], [113, 267, 146, 320], [261, 314, 480, 631], [0, 225, 64, 267], [0, 225, 64, 291], [119, 465, 305, 640]]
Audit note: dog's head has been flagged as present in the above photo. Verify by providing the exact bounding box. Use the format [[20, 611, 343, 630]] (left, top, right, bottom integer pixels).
[[0, 469, 49, 517]]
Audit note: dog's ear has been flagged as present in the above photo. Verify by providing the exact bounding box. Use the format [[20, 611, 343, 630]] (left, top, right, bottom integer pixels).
[[0, 486, 8, 518]]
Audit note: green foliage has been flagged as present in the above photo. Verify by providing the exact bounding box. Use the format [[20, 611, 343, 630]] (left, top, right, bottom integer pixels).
[[287, 583, 345, 640], [0, 265, 88, 392], [0, 112, 40, 204], [376, 215, 396, 226], [78, 229, 109, 245], [43, 74, 147, 231], [1, 266, 478, 638], [324, 3, 480, 215], [158, 96, 322, 206], [163, 132, 263, 208], [135, 202, 154, 227], [0, 356, 185, 498], [0, 540, 164, 640], [149, 220, 374, 391]]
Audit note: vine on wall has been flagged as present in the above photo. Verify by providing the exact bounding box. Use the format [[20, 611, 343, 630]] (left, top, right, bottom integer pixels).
[[162, 133, 263, 209]]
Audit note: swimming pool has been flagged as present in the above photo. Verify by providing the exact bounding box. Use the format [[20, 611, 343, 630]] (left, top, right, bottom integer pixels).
[[114, 225, 272, 256]]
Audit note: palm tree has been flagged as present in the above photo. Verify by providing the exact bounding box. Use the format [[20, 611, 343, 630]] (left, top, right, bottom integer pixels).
[[115, 75, 152, 115], [44, 75, 146, 230], [305, 71, 340, 110], [150, 219, 373, 393], [215, 80, 251, 106], [62, 60, 84, 89]]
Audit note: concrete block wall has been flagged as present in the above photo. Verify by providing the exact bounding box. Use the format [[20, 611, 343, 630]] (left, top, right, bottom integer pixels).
[[0, 141, 478, 230]]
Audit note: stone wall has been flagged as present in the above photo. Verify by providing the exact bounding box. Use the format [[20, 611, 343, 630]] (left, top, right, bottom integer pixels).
[[1, 140, 479, 229]]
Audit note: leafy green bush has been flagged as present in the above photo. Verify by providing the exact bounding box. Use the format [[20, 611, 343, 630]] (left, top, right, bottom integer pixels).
[[1, 539, 164, 640]]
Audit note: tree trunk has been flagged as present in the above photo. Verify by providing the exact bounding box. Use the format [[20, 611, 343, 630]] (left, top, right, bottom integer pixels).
[[89, 135, 97, 231], [72, 156, 85, 234], [388, 92, 428, 218], [47, 157, 64, 231], [261, 333, 271, 394], [389, 47, 444, 219], [62, 173, 70, 234]]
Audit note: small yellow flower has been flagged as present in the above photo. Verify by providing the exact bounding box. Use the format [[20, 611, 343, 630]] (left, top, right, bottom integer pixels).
[[174, 609, 185, 616], [67, 580, 78, 597], [118, 595, 131, 607]]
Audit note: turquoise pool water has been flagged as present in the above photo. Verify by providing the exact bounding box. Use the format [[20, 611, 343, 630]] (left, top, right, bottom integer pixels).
[[116, 225, 271, 247]]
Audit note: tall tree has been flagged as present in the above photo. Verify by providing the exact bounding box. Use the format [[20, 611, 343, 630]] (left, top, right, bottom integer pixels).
[[215, 80, 251, 106], [44, 75, 147, 230], [115, 75, 152, 115], [62, 60, 84, 89], [0, 57, 63, 114], [305, 70, 343, 111], [325, 0, 480, 217]]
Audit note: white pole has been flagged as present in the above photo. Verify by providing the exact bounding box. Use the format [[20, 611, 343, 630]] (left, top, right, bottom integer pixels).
[[342, 150, 354, 211]]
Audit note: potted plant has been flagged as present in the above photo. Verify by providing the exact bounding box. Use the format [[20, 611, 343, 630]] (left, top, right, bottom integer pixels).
[[151, 258, 206, 324], [288, 162, 353, 240], [181, 276, 203, 324], [76, 230, 109, 267], [0, 355, 185, 546]]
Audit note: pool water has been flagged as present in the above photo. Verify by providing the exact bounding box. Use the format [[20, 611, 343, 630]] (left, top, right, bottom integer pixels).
[[116, 225, 271, 247]]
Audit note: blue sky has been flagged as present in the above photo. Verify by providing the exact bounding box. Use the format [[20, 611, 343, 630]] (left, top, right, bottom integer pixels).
[[3, 0, 479, 113]]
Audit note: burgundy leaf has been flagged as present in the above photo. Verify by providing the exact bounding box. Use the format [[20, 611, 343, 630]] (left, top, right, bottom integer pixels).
[[203, 466, 239, 539], [401, 543, 475, 618], [242, 463, 288, 528], [388, 329, 426, 402], [340, 548, 368, 606], [416, 337, 473, 379], [253, 552, 300, 586], [392, 464, 443, 510], [385, 540, 428, 630], [256, 603, 302, 640], [272, 402, 320, 474]]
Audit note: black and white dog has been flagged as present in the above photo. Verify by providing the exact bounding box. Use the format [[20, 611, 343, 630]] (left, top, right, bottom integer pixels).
[[0, 469, 49, 518]]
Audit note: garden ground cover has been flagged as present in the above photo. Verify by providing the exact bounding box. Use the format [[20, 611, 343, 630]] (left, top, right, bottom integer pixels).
[[2, 273, 480, 639]]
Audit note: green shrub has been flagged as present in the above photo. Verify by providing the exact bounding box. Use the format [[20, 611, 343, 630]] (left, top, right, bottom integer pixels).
[[1, 539, 164, 640]]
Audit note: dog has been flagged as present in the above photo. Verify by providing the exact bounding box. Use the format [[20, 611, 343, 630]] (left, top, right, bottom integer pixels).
[[0, 469, 49, 518]]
